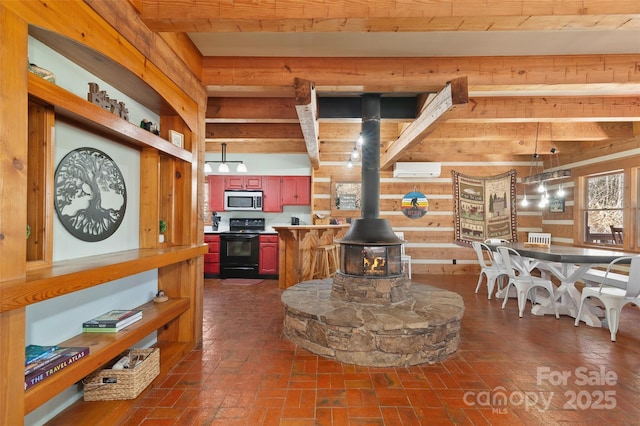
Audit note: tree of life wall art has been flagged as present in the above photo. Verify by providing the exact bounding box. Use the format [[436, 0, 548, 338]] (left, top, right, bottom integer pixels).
[[54, 147, 127, 242]]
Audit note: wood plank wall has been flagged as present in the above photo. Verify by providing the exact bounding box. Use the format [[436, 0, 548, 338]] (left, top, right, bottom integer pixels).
[[312, 141, 640, 275]]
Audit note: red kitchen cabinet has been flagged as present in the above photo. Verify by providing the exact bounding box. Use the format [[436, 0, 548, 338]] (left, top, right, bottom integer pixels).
[[259, 234, 279, 276], [281, 176, 311, 205], [262, 176, 282, 212], [226, 175, 262, 190], [207, 175, 225, 212], [204, 234, 220, 276]]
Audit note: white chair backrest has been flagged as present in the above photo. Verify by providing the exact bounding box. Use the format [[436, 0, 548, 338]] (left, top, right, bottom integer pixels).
[[472, 241, 494, 268], [528, 232, 551, 246], [395, 232, 406, 255], [497, 246, 531, 280], [627, 257, 640, 298], [602, 256, 640, 298]]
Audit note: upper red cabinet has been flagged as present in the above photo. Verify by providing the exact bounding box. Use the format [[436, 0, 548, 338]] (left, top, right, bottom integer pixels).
[[281, 176, 311, 205], [208, 175, 225, 212], [226, 175, 262, 190], [262, 176, 282, 212]]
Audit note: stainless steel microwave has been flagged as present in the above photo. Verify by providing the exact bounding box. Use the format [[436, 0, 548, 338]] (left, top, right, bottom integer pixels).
[[224, 191, 263, 211]]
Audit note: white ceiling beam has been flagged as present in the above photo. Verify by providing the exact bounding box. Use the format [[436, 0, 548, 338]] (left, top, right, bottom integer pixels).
[[294, 77, 320, 169]]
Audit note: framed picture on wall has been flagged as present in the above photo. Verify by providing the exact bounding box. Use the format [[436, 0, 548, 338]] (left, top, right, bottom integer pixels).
[[549, 197, 565, 213], [169, 130, 184, 148], [332, 181, 361, 212]]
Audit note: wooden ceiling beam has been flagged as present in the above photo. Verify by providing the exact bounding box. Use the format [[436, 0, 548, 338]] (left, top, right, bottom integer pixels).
[[205, 123, 303, 139], [206, 97, 299, 120], [201, 56, 640, 97], [449, 96, 640, 122], [139, 0, 640, 32], [294, 77, 320, 169], [380, 77, 469, 169], [205, 140, 307, 154]]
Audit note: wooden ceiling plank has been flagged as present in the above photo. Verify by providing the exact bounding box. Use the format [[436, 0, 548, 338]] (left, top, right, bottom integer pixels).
[[449, 96, 640, 122], [205, 123, 303, 139], [294, 77, 320, 169], [380, 76, 469, 169], [140, 0, 640, 32], [206, 97, 299, 119]]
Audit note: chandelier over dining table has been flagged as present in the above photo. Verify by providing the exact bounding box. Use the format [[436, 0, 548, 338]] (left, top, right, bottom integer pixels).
[[520, 124, 571, 208]]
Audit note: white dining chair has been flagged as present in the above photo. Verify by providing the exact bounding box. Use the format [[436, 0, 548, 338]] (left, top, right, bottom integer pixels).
[[472, 241, 507, 299], [394, 232, 411, 279], [497, 246, 559, 318], [527, 232, 551, 246], [574, 256, 640, 341]]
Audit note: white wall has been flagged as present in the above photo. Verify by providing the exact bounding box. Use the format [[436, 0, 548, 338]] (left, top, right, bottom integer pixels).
[[25, 37, 159, 426]]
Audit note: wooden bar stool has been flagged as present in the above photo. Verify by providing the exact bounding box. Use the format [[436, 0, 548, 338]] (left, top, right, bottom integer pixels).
[[310, 244, 339, 279]]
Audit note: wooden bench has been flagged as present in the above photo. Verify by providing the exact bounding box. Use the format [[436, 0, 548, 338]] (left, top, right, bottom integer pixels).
[[581, 268, 628, 290]]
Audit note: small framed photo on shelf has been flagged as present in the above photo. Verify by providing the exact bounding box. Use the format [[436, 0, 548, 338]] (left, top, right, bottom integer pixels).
[[549, 197, 565, 213], [169, 130, 184, 148]]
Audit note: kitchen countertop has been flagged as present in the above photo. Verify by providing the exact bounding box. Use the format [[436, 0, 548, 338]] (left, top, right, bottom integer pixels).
[[204, 225, 277, 234]]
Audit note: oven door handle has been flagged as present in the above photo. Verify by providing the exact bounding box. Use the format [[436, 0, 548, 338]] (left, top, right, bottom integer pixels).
[[222, 235, 258, 240]]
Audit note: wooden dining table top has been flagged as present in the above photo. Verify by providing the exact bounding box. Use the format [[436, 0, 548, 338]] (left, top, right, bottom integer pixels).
[[487, 242, 636, 264]]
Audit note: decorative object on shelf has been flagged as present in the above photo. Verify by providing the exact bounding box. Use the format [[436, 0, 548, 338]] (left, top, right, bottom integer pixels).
[[452, 169, 518, 246], [401, 189, 429, 219], [83, 348, 160, 401], [520, 125, 570, 208], [27, 60, 55, 83], [205, 142, 247, 173], [159, 219, 167, 243], [139, 119, 158, 135], [168, 130, 184, 148], [153, 290, 169, 303], [87, 82, 129, 121], [54, 147, 127, 242]]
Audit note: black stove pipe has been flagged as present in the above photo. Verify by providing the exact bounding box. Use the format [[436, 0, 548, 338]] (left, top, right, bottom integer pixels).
[[361, 94, 381, 219], [339, 94, 402, 245]]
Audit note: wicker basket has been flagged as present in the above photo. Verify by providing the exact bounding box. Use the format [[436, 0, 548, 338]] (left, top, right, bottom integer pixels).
[[83, 348, 159, 401]]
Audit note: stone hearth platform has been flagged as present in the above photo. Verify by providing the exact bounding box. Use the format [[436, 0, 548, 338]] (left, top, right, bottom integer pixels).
[[281, 279, 464, 367]]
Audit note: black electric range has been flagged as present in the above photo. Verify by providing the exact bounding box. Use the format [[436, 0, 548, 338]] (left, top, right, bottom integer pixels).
[[219, 218, 265, 278]]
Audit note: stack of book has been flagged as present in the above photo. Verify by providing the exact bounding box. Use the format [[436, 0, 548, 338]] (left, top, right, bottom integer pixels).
[[25, 345, 90, 390], [82, 308, 143, 333]]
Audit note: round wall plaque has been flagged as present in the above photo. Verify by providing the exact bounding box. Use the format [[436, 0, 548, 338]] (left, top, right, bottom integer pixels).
[[401, 190, 429, 219], [54, 147, 127, 242]]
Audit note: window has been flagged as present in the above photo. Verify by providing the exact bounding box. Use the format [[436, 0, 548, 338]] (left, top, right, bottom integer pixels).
[[583, 172, 624, 245]]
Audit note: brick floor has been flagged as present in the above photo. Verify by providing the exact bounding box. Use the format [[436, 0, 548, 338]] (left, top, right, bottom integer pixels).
[[118, 275, 640, 425]]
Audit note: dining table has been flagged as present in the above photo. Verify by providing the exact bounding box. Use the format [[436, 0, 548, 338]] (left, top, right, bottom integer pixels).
[[486, 242, 634, 327]]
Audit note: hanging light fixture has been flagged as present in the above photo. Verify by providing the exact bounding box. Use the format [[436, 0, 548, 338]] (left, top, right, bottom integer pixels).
[[356, 133, 364, 147], [522, 124, 571, 208], [351, 146, 360, 160], [205, 142, 247, 173]]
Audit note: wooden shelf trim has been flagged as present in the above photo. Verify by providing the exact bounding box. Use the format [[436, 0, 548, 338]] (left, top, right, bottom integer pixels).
[[27, 73, 193, 163], [0, 245, 208, 312], [24, 298, 190, 414]]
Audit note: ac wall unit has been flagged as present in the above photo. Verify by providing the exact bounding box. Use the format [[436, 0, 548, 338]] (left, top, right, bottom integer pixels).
[[393, 162, 441, 178]]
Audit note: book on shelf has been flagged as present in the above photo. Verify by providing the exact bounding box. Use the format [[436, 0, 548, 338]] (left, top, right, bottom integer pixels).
[[25, 346, 90, 391], [82, 309, 142, 328], [25, 347, 70, 375], [82, 313, 142, 333], [25, 344, 58, 365]]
